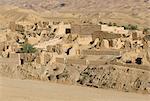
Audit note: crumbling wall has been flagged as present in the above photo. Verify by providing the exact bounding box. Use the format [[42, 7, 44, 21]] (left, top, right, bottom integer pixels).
[[41, 63, 150, 94], [9, 22, 24, 32], [0, 61, 149, 94], [47, 44, 62, 55], [0, 64, 41, 80], [77, 65, 150, 93], [20, 53, 37, 63]]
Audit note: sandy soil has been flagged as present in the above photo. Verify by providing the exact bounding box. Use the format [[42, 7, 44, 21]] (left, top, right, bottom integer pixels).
[[0, 77, 150, 101], [0, 78, 150, 101]]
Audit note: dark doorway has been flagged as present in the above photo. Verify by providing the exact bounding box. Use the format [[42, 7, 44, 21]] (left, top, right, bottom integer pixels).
[[65, 47, 72, 55], [65, 28, 71, 34], [135, 58, 142, 65], [20, 59, 24, 65], [109, 40, 113, 47], [53, 28, 57, 32]]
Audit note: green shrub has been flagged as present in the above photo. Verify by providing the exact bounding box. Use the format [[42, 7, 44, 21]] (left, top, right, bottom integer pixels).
[[122, 24, 138, 30], [21, 43, 37, 53]]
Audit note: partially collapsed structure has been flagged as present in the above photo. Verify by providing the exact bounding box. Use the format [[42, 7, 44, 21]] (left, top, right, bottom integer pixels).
[[0, 21, 150, 94]]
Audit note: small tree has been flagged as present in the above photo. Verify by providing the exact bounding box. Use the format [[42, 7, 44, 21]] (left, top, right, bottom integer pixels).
[[130, 24, 138, 30], [122, 24, 138, 30], [21, 43, 37, 53]]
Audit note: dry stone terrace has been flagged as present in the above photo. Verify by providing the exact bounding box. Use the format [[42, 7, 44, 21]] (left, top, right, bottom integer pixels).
[[0, 20, 150, 94]]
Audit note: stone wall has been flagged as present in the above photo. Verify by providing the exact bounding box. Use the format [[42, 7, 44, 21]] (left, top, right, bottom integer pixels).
[[71, 24, 100, 35], [1, 58, 149, 94], [0, 42, 5, 52], [81, 49, 121, 56], [0, 58, 20, 66], [56, 57, 65, 64], [88, 60, 107, 65], [77, 64, 150, 93], [9, 22, 24, 32], [100, 25, 129, 34], [0, 53, 20, 66], [92, 31, 121, 40], [66, 58, 86, 65], [56, 57, 107, 65], [56, 57, 86, 65], [47, 63, 150, 94]]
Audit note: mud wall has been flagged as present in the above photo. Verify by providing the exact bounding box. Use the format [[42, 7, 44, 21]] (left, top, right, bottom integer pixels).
[[45, 63, 150, 94], [0, 62, 150, 94]]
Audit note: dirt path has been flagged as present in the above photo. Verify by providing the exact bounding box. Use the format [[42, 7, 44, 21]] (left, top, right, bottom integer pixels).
[[0, 77, 149, 101]]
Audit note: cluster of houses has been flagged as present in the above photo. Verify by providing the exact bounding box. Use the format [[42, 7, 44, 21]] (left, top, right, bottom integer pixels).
[[0, 20, 150, 94], [0, 20, 150, 68]]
